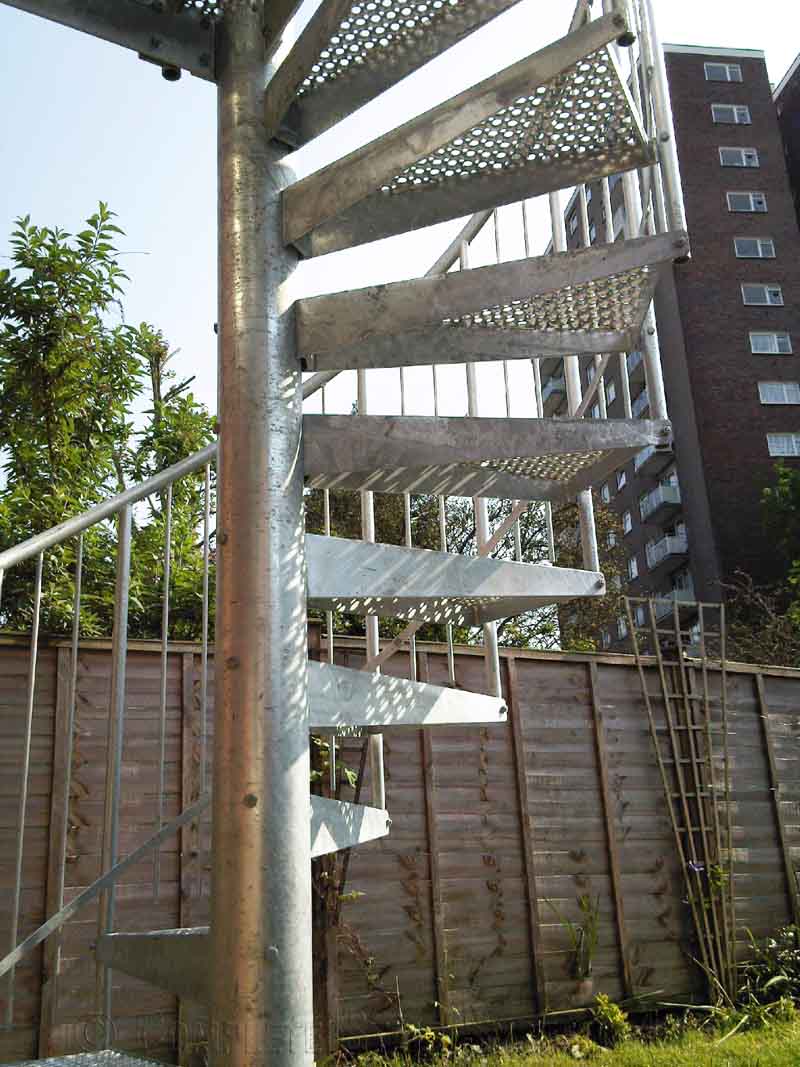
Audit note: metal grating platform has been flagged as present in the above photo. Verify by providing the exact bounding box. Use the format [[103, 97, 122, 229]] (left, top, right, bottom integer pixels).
[[10, 1053, 172, 1067], [383, 46, 644, 194]]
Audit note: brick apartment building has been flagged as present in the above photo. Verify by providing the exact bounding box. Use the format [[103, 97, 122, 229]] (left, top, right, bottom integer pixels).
[[776, 52, 800, 229], [542, 44, 800, 648]]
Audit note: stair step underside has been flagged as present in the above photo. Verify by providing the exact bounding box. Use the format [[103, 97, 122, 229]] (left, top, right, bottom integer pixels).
[[266, 0, 526, 143], [284, 13, 652, 256], [306, 534, 604, 624], [308, 660, 507, 730], [298, 232, 686, 370], [304, 414, 671, 501]]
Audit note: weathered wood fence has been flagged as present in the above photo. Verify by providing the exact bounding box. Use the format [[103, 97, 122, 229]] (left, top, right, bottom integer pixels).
[[1, 629, 799, 1063]]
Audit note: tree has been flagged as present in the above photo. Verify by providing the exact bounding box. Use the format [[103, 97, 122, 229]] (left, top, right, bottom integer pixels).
[[0, 205, 215, 638]]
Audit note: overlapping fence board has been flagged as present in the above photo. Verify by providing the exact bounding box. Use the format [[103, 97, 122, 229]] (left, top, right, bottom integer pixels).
[[0, 634, 799, 1064]]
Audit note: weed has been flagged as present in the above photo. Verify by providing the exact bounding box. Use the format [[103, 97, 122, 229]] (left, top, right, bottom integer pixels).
[[590, 993, 632, 1048]]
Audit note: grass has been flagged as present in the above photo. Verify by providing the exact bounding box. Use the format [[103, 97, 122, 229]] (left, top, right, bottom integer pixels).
[[357, 1020, 800, 1067]]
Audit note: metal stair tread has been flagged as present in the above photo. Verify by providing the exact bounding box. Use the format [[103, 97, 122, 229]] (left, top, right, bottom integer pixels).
[[304, 413, 672, 501], [283, 13, 654, 255], [306, 533, 604, 624], [268, 0, 526, 143], [297, 231, 686, 369]]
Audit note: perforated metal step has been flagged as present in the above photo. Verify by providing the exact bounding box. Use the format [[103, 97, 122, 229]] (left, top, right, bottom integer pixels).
[[9, 1053, 172, 1067], [297, 232, 686, 369], [284, 13, 653, 255], [266, 0, 526, 142], [304, 414, 672, 502]]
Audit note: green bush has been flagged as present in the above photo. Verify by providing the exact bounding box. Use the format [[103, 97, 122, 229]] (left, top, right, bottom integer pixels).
[[590, 993, 632, 1048]]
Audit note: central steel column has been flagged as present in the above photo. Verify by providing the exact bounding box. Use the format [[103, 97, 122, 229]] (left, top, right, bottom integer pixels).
[[212, 4, 313, 1067]]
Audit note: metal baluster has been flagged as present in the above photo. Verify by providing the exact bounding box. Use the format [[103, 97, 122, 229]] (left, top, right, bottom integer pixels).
[[320, 386, 336, 791], [549, 191, 600, 572], [432, 362, 457, 686], [495, 208, 524, 562], [5, 551, 43, 1026], [578, 185, 608, 419], [399, 367, 418, 681], [357, 368, 385, 809], [461, 240, 502, 698], [601, 176, 634, 418], [199, 463, 211, 793], [154, 484, 172, 898], [97, 504, 132, 1045]]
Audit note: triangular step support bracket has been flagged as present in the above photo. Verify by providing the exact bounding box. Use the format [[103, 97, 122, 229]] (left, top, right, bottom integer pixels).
[[283, 12, 651, 256], [298, 231, 687, 370], [308, 660, 507, 731], [266, 0, 527, 144], [306, 533, 604, 624], [304, 413, 672, 502]]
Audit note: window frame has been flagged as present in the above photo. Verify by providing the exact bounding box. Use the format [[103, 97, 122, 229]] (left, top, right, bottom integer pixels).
[[741, 283, 784, 306], [627, 555, 639, 580], [767, 433, 800, 457], [734, 236, 776, 259], [758, 381, 800, 405], [600, 483, 611, 504], [726, 191, 768, 213], [719, 146, 759, 168], [622, 509, 632, 535], [705, 61, 743, 82], [750, 331, 793, 354], [711, 102, 751, 124], [617, 470, 627, 491]]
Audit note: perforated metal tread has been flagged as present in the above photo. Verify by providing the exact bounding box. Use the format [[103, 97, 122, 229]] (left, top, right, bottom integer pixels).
[[10, 1053, 172, 1067], [297, 231, 685, 370], [270, 0, 526, 142], [283, 13, 653, 256], [303, 414, 671, 502]]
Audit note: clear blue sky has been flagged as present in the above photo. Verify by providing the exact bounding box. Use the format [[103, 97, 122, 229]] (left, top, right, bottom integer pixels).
[[1, 0, 797, 419]]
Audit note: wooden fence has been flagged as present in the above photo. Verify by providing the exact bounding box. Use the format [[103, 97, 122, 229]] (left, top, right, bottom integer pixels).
[[0, 629, 798, 1063]]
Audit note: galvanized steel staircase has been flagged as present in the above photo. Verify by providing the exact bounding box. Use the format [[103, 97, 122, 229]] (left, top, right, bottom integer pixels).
[[0, 0, 686, 1062]]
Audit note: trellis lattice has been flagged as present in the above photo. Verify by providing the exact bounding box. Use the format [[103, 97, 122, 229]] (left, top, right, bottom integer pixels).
[[381, 46, 643, 193], [444, 266, 653, 333], [298, 0, 512, 94]]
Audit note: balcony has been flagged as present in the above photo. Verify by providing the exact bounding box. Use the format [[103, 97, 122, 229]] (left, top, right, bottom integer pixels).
[[653, 586, 696, 621], [646, 533, 689, 572], [632, 388, 650, 418], [640, 484, 681, 524], [634, 443, 673, 477], [542, 374, 566, 415], [627, 349, 645, 386]]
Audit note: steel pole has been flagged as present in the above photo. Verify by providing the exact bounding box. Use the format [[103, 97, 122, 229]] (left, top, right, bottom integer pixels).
[[212, 5, 312, 1067]]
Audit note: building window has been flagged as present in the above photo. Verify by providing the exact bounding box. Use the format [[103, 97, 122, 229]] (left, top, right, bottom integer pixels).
[[635, 604, 647, 626], [601, 483, 611, 504], [767, 433, 800, 457], [712, 103, 751, 124], [617, 617, 629, 639], [606, 380, 617, 405], [612, 205, 626, 237], [750, 331, 792, 354], [586, 185, 593, 202], [607, 531, 617, 548], [622, 510, 632, 534], [617, 470, 627, 491], [727, 191, 767, 212], [591, 402, 601, 420], [568, 212, 578, 235], [719, 146, 759, 167], [705, 61, 743, 82], [627, 555, 639, 580], [589, 221, 596, 243], [742, 283, 784, 306], [758, 381, 800, 405], [734, 237, 775, 259], [600, 630, 610, 649], [587, 363, 596, 383]]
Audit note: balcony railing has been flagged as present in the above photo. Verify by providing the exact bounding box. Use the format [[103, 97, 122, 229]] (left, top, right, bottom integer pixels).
[[634, 443, 673, 475], [640, 484, 681, 523], [654, 587, 696, 619], [646, 533, 688, 570]]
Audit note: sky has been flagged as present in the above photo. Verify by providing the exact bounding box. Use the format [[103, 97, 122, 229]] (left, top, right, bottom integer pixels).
[[0, 0, 798, 423]]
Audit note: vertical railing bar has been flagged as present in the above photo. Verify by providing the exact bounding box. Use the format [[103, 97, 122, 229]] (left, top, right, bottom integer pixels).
[[97, 503, 132, 1045], [5, 550, 44, 1026], [719, 604, 736, 982], [578, 185, 607, 419], [320, 385, 336, 791], [432, 353, 456, 686], [200, 464, 211, 794], [601, 175, 634, 418], [460, 239, 502, 698], [495, 207, 523, 562], [399, 366, 417, 682], [154, 483, 173, 898]]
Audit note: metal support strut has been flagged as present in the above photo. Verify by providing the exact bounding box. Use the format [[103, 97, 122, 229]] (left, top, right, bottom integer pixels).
[[212, 3, 313, 1066]]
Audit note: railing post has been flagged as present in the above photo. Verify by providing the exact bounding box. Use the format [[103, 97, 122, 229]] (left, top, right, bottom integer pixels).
[[212, 5, 313, 1067], [97, 504, 132, 1045]]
